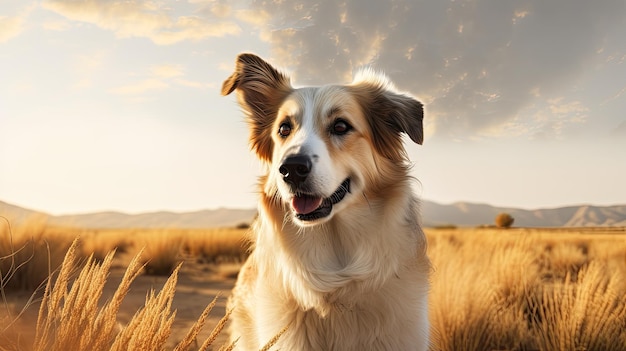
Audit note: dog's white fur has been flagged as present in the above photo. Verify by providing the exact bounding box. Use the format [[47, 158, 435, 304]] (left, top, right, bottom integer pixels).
[[222, 53, 430, 351]]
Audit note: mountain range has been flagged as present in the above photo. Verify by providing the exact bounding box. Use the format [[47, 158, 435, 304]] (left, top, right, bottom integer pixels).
[[1, 200, 625, 228]]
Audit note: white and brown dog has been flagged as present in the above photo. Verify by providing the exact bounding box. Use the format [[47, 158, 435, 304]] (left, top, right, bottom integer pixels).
[[222, 53, 430, 351]]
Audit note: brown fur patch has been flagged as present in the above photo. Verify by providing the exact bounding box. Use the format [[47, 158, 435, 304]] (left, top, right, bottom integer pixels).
[[222, 54, 293, 161], [347, 81, 423, 162]]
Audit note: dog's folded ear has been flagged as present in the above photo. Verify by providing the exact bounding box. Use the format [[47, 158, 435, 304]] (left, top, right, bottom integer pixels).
[[222, 53, 293, 161], [350, 70, 424, 161], [384, 91, 424, 146]]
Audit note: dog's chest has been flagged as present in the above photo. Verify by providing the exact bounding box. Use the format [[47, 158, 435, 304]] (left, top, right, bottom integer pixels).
[[279, 293, 419, 350], [256, 274, 424, 350]]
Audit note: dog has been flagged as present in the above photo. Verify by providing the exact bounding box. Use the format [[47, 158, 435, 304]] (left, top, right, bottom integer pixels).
[[221, 53, 430, 351]]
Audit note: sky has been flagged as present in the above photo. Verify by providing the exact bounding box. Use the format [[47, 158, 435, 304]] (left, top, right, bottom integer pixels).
[[1, 0, 625, 216]]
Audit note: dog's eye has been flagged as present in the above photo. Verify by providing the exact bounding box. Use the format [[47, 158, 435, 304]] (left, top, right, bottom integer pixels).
[[331, 120, 352, 136], [278, 123, 292, 138]]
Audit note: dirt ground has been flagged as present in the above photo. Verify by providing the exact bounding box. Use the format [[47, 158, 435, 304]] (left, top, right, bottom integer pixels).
[[1, 253, 240, 350]]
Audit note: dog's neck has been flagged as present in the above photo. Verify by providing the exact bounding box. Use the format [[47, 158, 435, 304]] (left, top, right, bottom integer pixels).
[[254, 185, 424, 315]]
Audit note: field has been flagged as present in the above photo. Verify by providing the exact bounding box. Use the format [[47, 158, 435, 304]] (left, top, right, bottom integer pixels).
[[1, 218, 625, 350], [428, 226, 626, 350]]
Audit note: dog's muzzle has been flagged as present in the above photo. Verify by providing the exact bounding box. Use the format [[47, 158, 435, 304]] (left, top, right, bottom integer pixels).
[[279, 155, 351, 221]]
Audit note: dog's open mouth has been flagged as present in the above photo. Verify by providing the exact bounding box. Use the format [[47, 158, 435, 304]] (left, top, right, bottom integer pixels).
[[291, 179, 351, 221]]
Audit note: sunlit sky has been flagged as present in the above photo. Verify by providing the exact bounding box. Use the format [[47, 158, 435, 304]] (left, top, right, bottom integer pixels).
[[1, 0, 625, 215]]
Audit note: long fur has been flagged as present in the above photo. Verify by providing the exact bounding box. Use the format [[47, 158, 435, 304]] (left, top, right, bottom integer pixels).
[[222, 53, 430, 351]]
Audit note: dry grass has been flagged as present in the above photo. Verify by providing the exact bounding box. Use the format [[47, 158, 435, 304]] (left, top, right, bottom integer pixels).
[[132, 230, 185, 276], [1, 216, 78, 292], [181, 228, 250, 264], [7, 238, 234, 351], [427, 227, 626, 350], [2, 218, 626, 350], [79, 228, 249, 275], [80, 229, 132, 262], [1, 221, 253, 351]]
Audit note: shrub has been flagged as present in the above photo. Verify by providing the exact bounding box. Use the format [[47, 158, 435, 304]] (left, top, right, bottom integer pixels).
[[495, 212, 515, 228], [235, 222, 250, 230]]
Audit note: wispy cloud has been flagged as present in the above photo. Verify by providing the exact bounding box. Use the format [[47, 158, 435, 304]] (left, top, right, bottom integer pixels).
[[602, 85, 626, 105], [611, 120, 626, 138], [174, 79, 214, 89], [0, 15, 25, 43], [547, 98, 588, 120], [235, 8, 271, 27], [209, 3, 232, 18], [110, 63, 212, 95], [0, 3, 37, 43], [72, 50, 108, 89], [151, 64, 185, 78], [42, 19, 72, 31], [42, 0, 241, 45], [151, 16, 241, 45], [109, 78, 168, 95], [471, 95, 590, 140]]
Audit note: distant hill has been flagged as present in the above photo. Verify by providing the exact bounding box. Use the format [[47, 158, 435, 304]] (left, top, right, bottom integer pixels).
[[50, 208, 258, 229], [0, 201, 49, 224], [421, 202, 626, 227], [0, 200, 256, 229], [1, 200, 625, 228]]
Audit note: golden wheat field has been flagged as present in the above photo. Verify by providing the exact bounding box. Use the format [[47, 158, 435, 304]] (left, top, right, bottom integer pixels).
[[1, 217, 625, 351]]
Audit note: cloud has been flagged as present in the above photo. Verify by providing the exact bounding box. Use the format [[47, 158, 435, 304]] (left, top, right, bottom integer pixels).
[[0, 14, 26, 43], [610, 120, 626, 138], [244, 0, 626, 140], [72, 50, 108, 88], [603, 85, 626, 105], [174, 79, 214, 89], [209, 3, 233, 18], [480, 95, 590, 139], [547, 98, 588, 120], [42, 19, 72, 31], [109, 78, 168, 95], [235, 8, 272, 27], [0, 4, 37, 42], [152, 16, 242, 45], [42, 0, 241, 45], [110, 63, 212, 95], [533, 98, 588, 138], [151, 64, 185, 78]]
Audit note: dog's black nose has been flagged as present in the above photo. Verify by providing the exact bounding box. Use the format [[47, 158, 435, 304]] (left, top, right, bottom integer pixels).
[[279, 155, 311, 188]]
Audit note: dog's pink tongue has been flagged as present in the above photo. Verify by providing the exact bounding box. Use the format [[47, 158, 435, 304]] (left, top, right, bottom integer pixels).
[[292, 195, 323, 215]]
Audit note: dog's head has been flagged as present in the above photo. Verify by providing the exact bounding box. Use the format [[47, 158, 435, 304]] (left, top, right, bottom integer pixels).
[[222, 53, 423, 226]]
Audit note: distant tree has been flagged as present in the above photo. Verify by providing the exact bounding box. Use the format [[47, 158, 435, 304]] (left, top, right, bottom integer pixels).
[[495, 212, 515, 228]]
